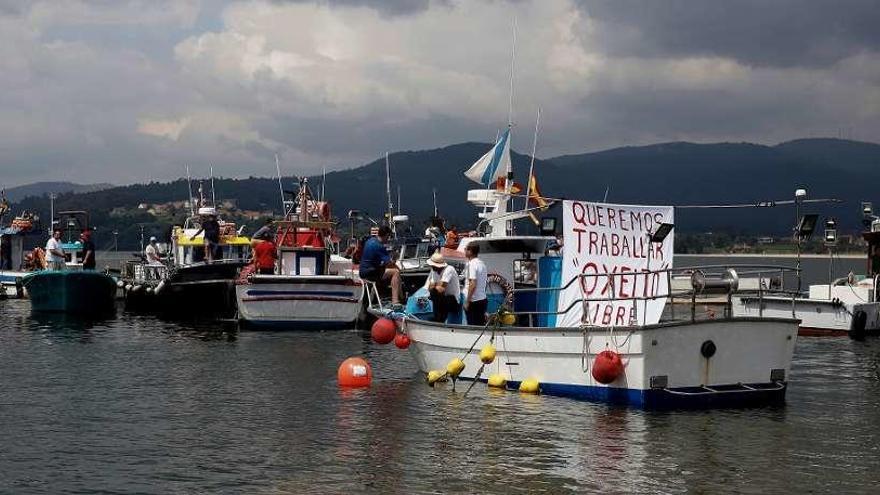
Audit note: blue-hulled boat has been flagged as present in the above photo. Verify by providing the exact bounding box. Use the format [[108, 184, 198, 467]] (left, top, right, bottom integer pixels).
[[22, 210, 117, 314], [23, 270, 117, 314]]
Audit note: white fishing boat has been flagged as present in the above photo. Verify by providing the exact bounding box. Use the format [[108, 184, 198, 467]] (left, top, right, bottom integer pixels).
[[734, 211, 880, 339], [235, 177, 364, 329], [366, 127, 798, 409]]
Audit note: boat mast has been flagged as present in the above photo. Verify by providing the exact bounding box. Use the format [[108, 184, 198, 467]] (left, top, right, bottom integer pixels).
[[321, 166, 326, 202], [275, 154, 285, 215], [385, 152, 395, 235], [185, 165, 195, 217], [523, 106, 540, 211], [210, 166, 216, 208], [504, 16, 517, 233]]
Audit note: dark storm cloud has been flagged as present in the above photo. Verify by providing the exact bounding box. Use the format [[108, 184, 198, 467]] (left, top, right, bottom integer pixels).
[[580, 0, 880, 67]]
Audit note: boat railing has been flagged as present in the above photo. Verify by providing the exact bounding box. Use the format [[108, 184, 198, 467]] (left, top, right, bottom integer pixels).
[[510, 264, 802, 324], [122, 260, 168, 283]]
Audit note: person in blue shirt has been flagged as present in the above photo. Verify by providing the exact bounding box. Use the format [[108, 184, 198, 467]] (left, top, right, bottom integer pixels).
[[358, 225, 402, 305]]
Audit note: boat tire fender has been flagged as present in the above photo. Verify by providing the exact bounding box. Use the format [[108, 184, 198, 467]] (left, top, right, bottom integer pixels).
[[700, 340, 716, 359], [849, 310, 867, 341]]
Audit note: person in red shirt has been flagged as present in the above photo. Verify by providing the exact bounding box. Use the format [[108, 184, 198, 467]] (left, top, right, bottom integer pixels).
[[252, 239, 277, 275]]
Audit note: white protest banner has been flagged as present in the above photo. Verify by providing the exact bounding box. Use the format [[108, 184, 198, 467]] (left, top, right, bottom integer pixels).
[[558, 200, 674, 328]]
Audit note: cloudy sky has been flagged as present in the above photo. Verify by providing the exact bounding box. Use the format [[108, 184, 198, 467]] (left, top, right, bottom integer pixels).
[[1, 0, 878, 186]]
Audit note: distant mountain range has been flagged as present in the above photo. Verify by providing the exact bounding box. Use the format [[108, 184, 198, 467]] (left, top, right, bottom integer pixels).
[[6, 138, 878, 249], [3, 181, 113, 203]]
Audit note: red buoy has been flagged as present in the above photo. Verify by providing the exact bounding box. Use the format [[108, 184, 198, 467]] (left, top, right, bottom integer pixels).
[[394, 333, 411, 349], [338, 357, 372, 387], [371, 318, 397, 344], [592, 350, 624, 384]]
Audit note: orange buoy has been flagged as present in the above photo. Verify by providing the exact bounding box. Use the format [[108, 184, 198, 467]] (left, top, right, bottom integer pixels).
[[371, 318, 396, 345], [394, 333, 411, 349], [338, 357, 372, 388], [591, 350, 624, 384]]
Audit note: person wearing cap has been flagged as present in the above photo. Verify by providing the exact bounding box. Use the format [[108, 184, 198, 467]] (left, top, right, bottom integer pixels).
[[80, 229, 96, 270], [145, 236, 163, 265], [358, 225, 402, 305], [425, 252, 460, 323], [190, 211, 222, 262]]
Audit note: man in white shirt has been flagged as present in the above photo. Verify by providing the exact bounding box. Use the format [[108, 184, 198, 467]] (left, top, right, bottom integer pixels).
[[463, 243, 488, 325], [425, 252, 460, 323], [45, 229, 65, 271], [145, 236, 163, 265]]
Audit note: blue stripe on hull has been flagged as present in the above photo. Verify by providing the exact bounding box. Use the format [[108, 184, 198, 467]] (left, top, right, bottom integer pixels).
[[239, 319, 354, 331], [463, 378, 787, 410], [245, 290, 355, 297]]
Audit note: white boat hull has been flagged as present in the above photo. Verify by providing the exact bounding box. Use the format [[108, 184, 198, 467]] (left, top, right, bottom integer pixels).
[[236, 275, 364, 330], [398, 316, 798, 408], [734, 295, 880, 337]]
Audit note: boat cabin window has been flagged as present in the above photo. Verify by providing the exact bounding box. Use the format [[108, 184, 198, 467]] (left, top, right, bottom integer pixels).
[[513, 258, 538, 285], [280, 248, 327, 276], [178, 244, 250, 265]]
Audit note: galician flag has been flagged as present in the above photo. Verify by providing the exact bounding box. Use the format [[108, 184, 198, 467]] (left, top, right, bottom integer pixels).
[[464, 128, 511, 187]]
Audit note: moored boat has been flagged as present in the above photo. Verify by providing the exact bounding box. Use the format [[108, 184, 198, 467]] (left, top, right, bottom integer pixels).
[[120, 177, 252, 318], [22, 211, 117, 314], [0, 210, 42, 298], [734, 210, 880, 339], [24, 270, 117, 313], [235, 178, 364, 329], [367, 131, 798, 409]]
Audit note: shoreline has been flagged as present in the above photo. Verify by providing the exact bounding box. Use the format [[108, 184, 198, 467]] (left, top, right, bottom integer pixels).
[[677, 252, 864, 259]]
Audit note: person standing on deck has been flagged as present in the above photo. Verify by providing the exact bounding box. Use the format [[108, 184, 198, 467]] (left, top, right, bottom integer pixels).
[[252, 237, 277, 275], [145, 237, 163, 265], [252, 218, 275, 242], [358, 225, 402, 306], [463, 243, 488, 326], [425, 252, 461, 323], [45, 229, 65, 271], [80, 229, 96, 270], [190, 210, 222, 262]]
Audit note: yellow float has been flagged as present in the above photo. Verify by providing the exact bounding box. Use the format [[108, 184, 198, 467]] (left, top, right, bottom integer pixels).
[[518, 378, 540, 394], [479, 344, 496, 364], [487, 373, 507, 388], [446, 358, 465, 378]]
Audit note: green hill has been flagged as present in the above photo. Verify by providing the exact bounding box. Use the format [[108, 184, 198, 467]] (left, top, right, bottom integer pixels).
[[6, 138, 878, 250]]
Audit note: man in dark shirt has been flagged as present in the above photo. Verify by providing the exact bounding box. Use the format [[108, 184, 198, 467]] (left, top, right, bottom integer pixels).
[[80, 230, 96, 270], [252, 218, 275, 241], [191, 212, 222, 262], [358, 226, 402, 305]]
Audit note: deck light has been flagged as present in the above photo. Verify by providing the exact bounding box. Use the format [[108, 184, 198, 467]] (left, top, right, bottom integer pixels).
[[540, 217, 557, 236], [824, 218, 837, 247], [649, 223, 674, 243]]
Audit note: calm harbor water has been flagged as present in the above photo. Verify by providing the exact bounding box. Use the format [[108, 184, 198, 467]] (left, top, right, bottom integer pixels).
[[1, 255, 879, 494]]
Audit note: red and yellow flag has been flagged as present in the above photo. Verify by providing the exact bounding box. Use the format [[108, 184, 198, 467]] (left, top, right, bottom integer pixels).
[[527, 175, 549, 210]]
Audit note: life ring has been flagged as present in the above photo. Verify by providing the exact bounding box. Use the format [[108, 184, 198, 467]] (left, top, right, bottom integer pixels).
[[486, 272, 514, 307]]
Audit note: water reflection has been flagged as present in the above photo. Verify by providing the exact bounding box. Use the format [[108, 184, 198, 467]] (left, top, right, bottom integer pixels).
[[2, 297, 880, 493]]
